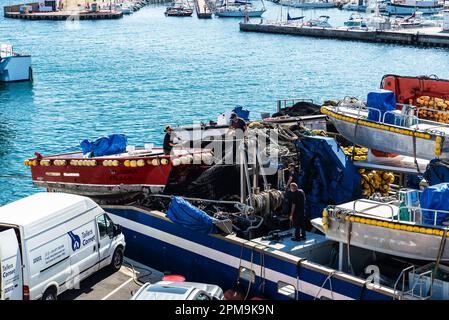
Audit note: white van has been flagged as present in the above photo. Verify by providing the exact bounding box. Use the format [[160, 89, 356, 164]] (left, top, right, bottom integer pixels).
[[0, 192, 126, 300]]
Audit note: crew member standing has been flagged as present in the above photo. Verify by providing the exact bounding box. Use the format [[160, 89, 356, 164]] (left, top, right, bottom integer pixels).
[[229, 113, 247, 133], [285, 163, 298, 189], [163, 125, 178, 155], [289, 183, 307, 241]]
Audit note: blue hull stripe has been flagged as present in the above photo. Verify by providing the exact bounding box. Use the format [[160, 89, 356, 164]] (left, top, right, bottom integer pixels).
[[107, 207, 393, 300]]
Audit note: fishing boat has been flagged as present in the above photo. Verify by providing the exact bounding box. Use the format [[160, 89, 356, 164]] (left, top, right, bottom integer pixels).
[[165, 0, 194, 16], [320, 75, 449, 161], [215, 0, 266, 17], [0, 44, 32, 82], [24, 136, 213, 199], [386, 0, 443, 15], [312, 195, 449, 262]]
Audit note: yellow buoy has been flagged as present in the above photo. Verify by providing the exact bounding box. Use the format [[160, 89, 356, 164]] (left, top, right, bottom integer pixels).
[[124, 160, 130, 167], [322, 209, 328, 217], [130, 160, 137, 168], [24, 160, 29, 166], [112, 160, 119, 167], [161, 158, 169, 165]]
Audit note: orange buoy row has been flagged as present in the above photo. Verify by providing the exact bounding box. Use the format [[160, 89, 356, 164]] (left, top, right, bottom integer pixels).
[[323, 209, 446, 237], [320, 107, 432, 140]]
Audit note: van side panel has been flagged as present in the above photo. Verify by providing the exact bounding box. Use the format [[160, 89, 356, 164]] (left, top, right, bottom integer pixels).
[[26, 224, 71, 299], [67, 219, 99, 281]]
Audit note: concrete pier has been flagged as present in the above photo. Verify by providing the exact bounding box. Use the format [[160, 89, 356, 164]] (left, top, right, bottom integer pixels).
[[195, 0, 212, 18], [239, 21, 449, 48], [5, 10, 123, 20]]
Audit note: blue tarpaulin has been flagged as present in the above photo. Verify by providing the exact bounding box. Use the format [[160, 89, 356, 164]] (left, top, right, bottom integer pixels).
[[295, 136, 362, 218], [367, 90, 396, 124], [420, 183, 449, 226], [424, 159, 449, 186], [166, 197, 217, 234], [80, 134, 127, 157]]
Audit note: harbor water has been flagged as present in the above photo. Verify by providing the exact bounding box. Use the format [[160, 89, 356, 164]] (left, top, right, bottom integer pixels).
[[1, 2, 449, 204]]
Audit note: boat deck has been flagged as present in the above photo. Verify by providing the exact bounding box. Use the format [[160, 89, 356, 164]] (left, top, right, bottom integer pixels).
[[336, 199, 399, 220], [252, 229, 334, 262]]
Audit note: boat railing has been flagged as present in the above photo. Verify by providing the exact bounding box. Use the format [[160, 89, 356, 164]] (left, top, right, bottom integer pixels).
[[349, 198, 397, 221], [276, 98, 314, 112], [333, 103, 382, 122], [335, 198, 449, 227], [402, 205, 449, 227], [393, 265, 433, 300]]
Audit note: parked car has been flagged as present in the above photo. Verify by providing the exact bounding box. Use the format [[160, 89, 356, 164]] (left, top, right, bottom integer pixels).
[[130, 281, 224, 300], [0, 192, 126, 300]]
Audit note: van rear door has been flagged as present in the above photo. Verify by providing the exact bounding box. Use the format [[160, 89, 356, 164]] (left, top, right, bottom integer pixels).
[[0, 228, 23, 300]]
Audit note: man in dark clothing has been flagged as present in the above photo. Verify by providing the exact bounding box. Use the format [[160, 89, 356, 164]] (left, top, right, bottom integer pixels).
[[285, 163, 298, 189], [163, 125, 178, 155], [229, 113, 247, 132], [289, 182, 307, 241]]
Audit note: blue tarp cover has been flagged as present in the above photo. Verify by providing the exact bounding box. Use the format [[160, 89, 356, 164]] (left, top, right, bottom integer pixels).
[[233, 105, 250, 121], [367, 90, 396, 124], [296, 136, 362, 218], [420, 183, 449, 226], [166, 197, 217, 234], [80, 134, 127, 157]]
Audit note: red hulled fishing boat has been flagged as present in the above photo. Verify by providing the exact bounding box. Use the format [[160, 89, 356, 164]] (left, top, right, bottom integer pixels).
[[25, 146, 213, 198]]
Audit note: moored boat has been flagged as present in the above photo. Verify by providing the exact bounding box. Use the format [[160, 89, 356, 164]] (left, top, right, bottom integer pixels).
[[165, 0, 194, 16], [24, 142, 213, 199], [0, 44, 32, 82], [321, 75, 449, 161]]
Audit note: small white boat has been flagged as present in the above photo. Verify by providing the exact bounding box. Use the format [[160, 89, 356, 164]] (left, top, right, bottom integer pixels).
[[343, 12, 367, 28], [285, 0, 336, 9], [312, 197, 449, 261], [304, 15, 332, 27], [121, 2, 133, 14], [0, 44, 32, 82], [215, 0, 266, 17], [386, 0, 443, 15], [342, 2, 368, 11]]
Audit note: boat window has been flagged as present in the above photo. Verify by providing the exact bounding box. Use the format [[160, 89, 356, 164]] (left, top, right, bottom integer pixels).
[[239, 267, 256, 283], [96, 215, 107, 238], [104, 214, 114, 237], [277, 281, 296, 299]]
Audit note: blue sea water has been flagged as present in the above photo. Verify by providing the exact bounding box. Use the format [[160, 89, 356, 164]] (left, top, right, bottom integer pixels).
[[0, 2, 448, 204]]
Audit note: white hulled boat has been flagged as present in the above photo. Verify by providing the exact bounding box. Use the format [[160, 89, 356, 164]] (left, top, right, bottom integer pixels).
[[0, 44, 32, 82], [386, 0, 443, 15], [215, 0, 266, 17]]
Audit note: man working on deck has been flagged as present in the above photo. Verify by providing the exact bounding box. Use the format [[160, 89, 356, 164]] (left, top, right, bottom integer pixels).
[[229, 113, 247, 133], [163, 125, 178, 155], [289, 183, 307, 241]]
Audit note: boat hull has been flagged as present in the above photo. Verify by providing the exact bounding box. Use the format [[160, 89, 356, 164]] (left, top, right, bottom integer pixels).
[[0, 55, 32, 82], [104, 205, 395, 300], [27, 148, 212, 197], [215, 9, 266, 17], [386, 3, 442, 15], [321, 107, 447, 160]]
